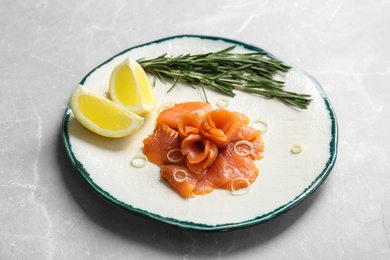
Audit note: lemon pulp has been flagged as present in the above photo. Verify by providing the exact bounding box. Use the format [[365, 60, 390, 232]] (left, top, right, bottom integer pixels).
[[77, 94, 134, 130], [109, 58, 155, 115], [113, 65, 141, 107], [70, 84, 144, 138], [135, 64, 154, 107]]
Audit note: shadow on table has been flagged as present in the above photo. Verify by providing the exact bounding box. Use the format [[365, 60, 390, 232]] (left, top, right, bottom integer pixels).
[[57, 128, 325, 257]]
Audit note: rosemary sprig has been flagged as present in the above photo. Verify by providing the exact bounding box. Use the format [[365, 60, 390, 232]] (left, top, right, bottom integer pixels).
[[137, 46, 312, 109]]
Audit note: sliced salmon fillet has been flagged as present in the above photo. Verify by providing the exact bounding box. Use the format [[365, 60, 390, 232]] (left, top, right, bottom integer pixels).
[[194, 141, 259, 194], [230, 125, 264, 160], [157, 101, 213, 130], [181, 134, 219, 174], [219, 142, 259, 190], [143, 123, 185, 165], [160, 165, 198, 198], [200, 109, 251, 148], [193, 153, 230, 195], [248, 132, 264, 161], [177, 110, 205, 139], [230, 124, 258, 142]]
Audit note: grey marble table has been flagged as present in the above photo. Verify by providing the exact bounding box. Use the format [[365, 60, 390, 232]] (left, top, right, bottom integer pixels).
[[1, 1, 389, 259]]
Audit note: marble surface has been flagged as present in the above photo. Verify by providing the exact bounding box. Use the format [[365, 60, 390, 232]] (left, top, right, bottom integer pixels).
[[1, 0, 389, 259]]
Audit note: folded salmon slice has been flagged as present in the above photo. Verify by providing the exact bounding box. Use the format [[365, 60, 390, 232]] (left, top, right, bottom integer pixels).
[[177, 111, 205, 139], [161, 165, 197, 198], [161, 165, 206, 198], [193, 153, 231, 195], [181, 134, 219, 174], [230, 125, 264, 160], [157, 101, 213, 130], [219, 141, 259, 190], [143, 123, 185, 165], [200, 109, 251, 148], [247, 132, 264, 161], [194, 141, 260, 195]]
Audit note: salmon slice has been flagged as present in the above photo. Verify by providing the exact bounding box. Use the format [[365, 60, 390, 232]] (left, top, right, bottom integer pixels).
[[248, 132, 264, 161], [219, 142, 259, 190], [157, 101, 213, 130], [230, 125, 264, 160], [200, 109, 251, 148], [193, 154, 230, 195], [181, 134, 219, 174], [230, 124, 259, 142], [194, 141, 259, 194], [177, 110, 205, 139], [143, 123, 185, 165], [161, 165, 198, 198]]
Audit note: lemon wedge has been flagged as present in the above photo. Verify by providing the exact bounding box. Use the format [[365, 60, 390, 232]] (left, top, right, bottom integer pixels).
[[109, 57, 156, 115], [70, 84, 144, 138]]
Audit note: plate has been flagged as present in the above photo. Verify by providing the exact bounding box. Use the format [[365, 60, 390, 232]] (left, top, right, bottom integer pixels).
[[62, 35, 338, 231]]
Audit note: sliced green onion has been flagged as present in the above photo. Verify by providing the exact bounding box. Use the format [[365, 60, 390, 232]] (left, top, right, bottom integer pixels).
[[173, 169, 188, 182], [251, 118, 268, 134], [167, 149, 184, 163], [131, 154, 148, 168], [231, 177, 251, 196], [291, 143, 303, 154], [233, 140, 253, 157], [216, 97, 230, 108]]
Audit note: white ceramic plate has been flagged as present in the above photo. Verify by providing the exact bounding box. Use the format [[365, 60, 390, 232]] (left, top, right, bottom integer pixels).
[[62, 35, 338, 231]]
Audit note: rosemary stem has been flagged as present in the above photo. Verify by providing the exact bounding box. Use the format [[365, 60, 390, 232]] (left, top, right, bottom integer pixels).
[[138, 47, 312, 109]]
